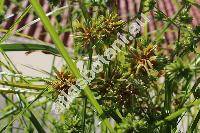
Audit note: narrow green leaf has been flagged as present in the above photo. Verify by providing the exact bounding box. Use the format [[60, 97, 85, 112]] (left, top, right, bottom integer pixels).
[[0, 109, 18, 120], [0, 4, 32, 74], [0, 0, 4, 13], [154, 5, 185, 44], [189, 110, 200, 133], [16, 5, 69, 33], [28, 111, 45, 133], [156, 99, 200, 126], [0, 5, 32, 44], [0, 87, 40, 94], [0, 43, 59, 55], [0, 80, 47, 90], [0, 87, 48, 132], [81, 97, 87, 133]]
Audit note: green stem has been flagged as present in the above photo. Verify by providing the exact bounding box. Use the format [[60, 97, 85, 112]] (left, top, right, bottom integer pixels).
[[82, 97, 87, 133], [0, 88, 40, 94], [0, 5, 32, 43], [0, 80, 46, 90], [189, 109, 200, 133], [0, 5, 32, 74], [156, 99, 200, 126], [0, 88, 48, 132], [154, 5, 185, 44], [0, 0, 4, 13]]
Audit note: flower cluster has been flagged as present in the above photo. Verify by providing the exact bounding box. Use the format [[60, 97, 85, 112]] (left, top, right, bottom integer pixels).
[[73, 12, 125, 53], [128, 44, 157, 75], [52, 13, 150, 114]]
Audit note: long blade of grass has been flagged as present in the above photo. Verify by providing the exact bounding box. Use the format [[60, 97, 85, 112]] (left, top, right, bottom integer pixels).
[[0, 28, 38, 40], [0, 5, 32, 74], [0, 60, 15, 72], [20, 64, 56, 78], [28, 0, 114, 132], [1, 94, 19, 109], [0, 5, 42, 132], [0, 5, 32, 43], [155, 99, 200, 126], [0, 87, 40, 94], [0, 43, 59, 55], [153, 5, 185, 44], [0, 94, 45, 133], [81, 97, 87, 133], [28, 111, 45, 133], [0, 87, 48, 132], [0, 80, 47, 90], [0, 0, 4, 13], [16, 5, 69, 33], [0, 108, 18, 120], [164, 78, 173, 132], [189, 110, 200, 133]]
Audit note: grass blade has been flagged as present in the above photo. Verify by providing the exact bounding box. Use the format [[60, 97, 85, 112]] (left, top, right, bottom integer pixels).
[[16, 5, 69, 33], [0, 87, 40, 94], [156, 99, 200, 126], [0, 5, 32, 43], [0, 109, 18, 120], [28, 111, 45, 133], [0, 87, 48, 132], [0, 4, 32, 74], [0, 0, 4, 13], [0, 43, 59, 55], [0, 80, 46, 90], [189, 110, 200, 133], [153, 5, 185, 44]]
